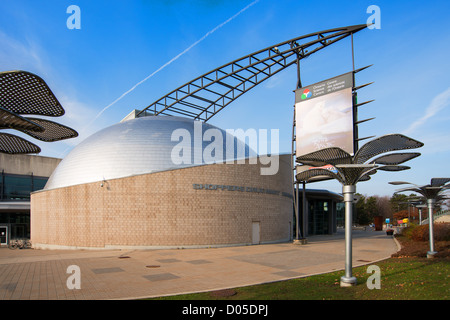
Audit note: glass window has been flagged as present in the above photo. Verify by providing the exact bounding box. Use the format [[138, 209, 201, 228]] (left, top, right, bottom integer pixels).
[[0, 213, 9, 224], [4, 175, 32, 200], [0, 173, 49, 200], [33, 177, 48, 191]]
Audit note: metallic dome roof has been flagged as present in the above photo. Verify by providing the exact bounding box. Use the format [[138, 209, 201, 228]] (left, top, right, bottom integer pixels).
[[44, 116, 251, 190]]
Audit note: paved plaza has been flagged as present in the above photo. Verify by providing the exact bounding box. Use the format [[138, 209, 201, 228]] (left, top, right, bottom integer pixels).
[[0, 229, 399, 300]]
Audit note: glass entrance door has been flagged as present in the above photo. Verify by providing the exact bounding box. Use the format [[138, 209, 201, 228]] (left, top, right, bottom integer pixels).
[[308, 200, 330, 235], [0, 226, 7, 245]]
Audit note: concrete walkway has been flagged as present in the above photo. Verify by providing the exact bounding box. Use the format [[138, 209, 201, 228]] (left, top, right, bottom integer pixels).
[[0, 229, 399, 300]]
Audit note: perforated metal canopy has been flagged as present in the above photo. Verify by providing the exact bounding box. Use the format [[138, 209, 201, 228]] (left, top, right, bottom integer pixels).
[[296, 168, 345, 184], [369, 152, 421, 165], [19, 118, 78, 142], [0, 70, 65, 116], [0, 106, 44, 132], [376, 165, 410, 171], [0, 132, 41, 154], [295, 147, 353, 167], [296, 134, 423, 185], [0, 70, 78, 154], [431, 178, 450, 187], [389, 178, 450, 200], [354, 134, 424, 164]]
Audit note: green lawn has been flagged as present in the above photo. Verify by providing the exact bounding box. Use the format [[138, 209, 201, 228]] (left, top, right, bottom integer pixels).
[[149, 233, 449, 301], [152, 256, 449, 300]]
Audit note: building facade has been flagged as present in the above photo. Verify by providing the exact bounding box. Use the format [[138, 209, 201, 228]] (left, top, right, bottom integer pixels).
[[31, 116, 293, 249], [0, 153, 61, 245], [17, 115, 346, 250], [32, 155, 293, 249]]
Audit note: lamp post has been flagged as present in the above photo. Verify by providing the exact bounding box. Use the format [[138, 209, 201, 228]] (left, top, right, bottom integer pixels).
[[296, 134, 423, 286], [342, 184, 357, 285], [389, 178, 450, 258], [427, 198, 436, 256]]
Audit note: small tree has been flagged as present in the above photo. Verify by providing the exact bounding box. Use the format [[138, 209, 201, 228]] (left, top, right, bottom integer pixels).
[[354, 195, 379, 225], [376, 195, 392, 219], [355, 194, 370, 225], [366, 196, 378, 219], [390, 193, 409, 212]]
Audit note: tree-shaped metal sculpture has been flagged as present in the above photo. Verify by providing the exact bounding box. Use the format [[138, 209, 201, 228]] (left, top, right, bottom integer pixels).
[[296, 134, 424, 286], [389, 178, 450, 258]]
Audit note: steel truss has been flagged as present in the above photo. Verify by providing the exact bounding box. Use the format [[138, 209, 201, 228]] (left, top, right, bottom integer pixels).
[[137, 24, 368, 121]]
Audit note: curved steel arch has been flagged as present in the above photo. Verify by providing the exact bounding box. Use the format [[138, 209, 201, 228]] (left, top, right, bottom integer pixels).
[[137, 24, 368, 122]]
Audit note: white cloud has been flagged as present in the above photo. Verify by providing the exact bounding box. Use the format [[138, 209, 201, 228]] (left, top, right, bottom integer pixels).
[[0, 30, 46, 74], [83, 0, 262, 130], [403, 87, 450, 135], [265, 74, 282, 89], [415, 133, 450, 155]]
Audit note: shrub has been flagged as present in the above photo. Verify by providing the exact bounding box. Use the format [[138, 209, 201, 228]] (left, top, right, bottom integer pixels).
[[410, 223, 450, 242], [401, 223, 418, 239]]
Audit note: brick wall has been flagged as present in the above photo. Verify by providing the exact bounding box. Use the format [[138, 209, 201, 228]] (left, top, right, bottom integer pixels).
[[31, 155, 293, 249]]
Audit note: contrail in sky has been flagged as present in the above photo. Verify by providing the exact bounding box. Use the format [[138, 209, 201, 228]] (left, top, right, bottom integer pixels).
[[402, 86, 450, 135], [78, 0, 260, 138]]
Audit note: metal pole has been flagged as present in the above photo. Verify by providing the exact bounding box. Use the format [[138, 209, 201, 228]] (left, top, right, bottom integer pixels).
[[427, 198, 437, 258], [351, 33, 355, 71], [293, 55, 307, 245], [302, 181, 307, 240], [296, 54, 302, 89], [408, 203, 411, 223], [341, 185, 357, 287], [296, 182, 300, 240], [292, 183, 299, 240], [291, 105, 299, 242]]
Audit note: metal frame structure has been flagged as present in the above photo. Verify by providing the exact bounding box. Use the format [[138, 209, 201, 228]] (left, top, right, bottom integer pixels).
[[289, 27, 374, 241], [287, 26, 424, 285], [137, 24, 368, 122], [292, 64, 374, 241], [0, 70, 78, 154], [389, 178, 450, 258], [296, 134, 424, 286], [137, 24, 369, 244]]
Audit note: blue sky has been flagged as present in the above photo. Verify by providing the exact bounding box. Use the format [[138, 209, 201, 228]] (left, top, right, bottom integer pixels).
[[1, 0, 449, 197]]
